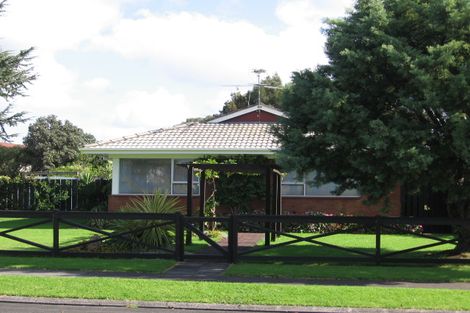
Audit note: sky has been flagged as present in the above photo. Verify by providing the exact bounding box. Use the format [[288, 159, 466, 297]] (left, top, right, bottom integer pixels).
[[0, 0, 354, 143]]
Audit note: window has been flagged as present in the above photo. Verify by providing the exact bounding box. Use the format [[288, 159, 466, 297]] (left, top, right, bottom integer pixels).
[[172, 159, 199, 195], [281, 171, 359, 197], [119, 159, 171, 194], [118, 158, 201, 195], [281, 171, 304, 196]]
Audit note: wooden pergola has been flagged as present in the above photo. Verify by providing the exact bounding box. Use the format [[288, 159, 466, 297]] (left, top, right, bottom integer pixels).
[[180, 163, 283, 245]]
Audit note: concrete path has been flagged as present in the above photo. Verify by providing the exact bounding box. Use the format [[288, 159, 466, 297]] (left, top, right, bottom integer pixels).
[[0, 296, 468, 313], [162, 232, 264, 278]]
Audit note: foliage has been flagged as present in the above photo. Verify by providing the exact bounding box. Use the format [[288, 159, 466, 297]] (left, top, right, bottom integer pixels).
[[283, 211, 423, 234], [274, 0, 470, 250], [185, 74, 285, 123], [0, 145, 25, 177], [53, 154, 111, 181], [0, 1, 36, 141], [23, 115, 96, 171], [196, 155, 271, 215], [32, 179, 70, 211], [0, 176, 70, 211], [0, 175, 110, 211], [111, 192, 182, 250], [221, 73, 284, 114]]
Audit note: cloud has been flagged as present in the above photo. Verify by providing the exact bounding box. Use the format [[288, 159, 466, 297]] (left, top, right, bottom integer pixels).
[[0, 0, 355, 143], [112, 88, 191, 130], [83, 78, 111, 91], [0, 0, 120, 52]]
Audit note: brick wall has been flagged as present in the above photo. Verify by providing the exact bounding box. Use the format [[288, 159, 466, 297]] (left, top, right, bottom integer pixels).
[[108, 186, 401, 216]]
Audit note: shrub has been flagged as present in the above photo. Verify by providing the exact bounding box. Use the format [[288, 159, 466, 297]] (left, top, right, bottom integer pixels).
[[111, 192, 182, 250]]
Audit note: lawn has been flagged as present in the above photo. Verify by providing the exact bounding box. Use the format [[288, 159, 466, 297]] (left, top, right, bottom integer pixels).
[[0, 217, 218, 273], [0, 218, 96, 251], [0, 275, 469, 310], [0, 217, 220, 253], [226, 262, 470, 282], [250, 233, 455, 258], [226, 232, 467, 283]]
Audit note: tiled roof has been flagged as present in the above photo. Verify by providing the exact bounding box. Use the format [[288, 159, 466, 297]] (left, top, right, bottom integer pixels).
[[0, 142, 23, 148], [83, 123, 279, 153]]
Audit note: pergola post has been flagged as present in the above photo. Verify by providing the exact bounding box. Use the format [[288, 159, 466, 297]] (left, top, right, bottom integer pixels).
[[264, 167, 272, 246], [276, 172, 282, 236], [270, 168, 276, 242], [199, 169, 206, 235], [185, 165, 193, 245]]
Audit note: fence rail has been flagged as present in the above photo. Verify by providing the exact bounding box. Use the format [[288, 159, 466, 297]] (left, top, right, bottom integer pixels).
[[0, 210, 469, 264]]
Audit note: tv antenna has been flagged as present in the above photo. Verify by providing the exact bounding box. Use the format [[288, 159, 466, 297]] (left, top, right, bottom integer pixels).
[[253, 69, 265, 109], [221, 69, 282, 108]]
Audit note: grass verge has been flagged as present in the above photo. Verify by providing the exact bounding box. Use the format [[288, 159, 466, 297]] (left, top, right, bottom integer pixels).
[[0, 256, 175, 273], [253, 233, 455, 258], [226, 262, 470, 283], [0, 275, 469, 310]]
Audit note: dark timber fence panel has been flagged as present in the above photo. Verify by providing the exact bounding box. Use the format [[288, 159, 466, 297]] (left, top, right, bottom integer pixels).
[[0, 211, 468, 264], [0, 179, 110, 211]]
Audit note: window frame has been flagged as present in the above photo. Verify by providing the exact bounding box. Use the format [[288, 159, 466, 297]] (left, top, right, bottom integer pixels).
[[117, 158, 200, 196]]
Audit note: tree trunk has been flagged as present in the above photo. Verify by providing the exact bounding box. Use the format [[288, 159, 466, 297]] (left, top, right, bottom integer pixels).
[[454, 227, 470, 253], [447, 198, 470, 254]]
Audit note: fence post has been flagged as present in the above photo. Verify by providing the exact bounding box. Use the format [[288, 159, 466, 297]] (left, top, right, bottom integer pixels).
[[228, 215, 238, 263], [175, 213, 185, 261], [52, 210, 60, 255], [375, 216, 381, 265]]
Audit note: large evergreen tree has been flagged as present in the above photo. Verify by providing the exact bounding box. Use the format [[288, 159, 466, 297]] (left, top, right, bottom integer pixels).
[[0, 1, 35, 141], [275, 0, 470, 251], [23, 115, 95, 171]]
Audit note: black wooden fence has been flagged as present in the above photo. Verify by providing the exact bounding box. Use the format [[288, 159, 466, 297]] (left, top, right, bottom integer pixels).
[[0, 210, 469, 264], [0, 179, 110, 211]]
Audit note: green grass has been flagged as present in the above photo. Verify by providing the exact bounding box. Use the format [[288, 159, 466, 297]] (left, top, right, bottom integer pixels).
[[226, 262, 470, 282], [254, 233, 455, 258], [0, 275, 468, 310], [0, 218, 97, 251], [0, 218, 222, 273], [225, 232, 465, 283], [0, 218, 219, 253], [0, 256, 175, 273]]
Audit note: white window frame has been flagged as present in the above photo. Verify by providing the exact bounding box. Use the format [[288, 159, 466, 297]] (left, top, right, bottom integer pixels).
[[171, 159, 200, 196], [116, 158, 200, 196]]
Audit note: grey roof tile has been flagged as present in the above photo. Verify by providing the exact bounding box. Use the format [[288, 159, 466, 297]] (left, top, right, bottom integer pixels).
[[83, 123, 280, 152]]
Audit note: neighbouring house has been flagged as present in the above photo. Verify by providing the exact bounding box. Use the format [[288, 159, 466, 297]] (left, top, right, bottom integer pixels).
[[82, 104, 401, 216], [0, 142, 23, 149]]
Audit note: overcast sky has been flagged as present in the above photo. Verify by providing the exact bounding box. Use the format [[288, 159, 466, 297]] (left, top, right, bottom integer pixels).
[[0, 0, 354, 143]]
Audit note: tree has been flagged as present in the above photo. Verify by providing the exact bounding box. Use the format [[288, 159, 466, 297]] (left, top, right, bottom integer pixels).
[[0, 144, 24, 177], [221, 73, 284, 114], [23, 115, 95, 170], [275, 0, 470, 252], [0, 1, 35, 141]]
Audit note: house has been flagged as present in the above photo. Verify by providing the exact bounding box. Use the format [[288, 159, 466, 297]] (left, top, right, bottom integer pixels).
[[82, 104, 401, 216]]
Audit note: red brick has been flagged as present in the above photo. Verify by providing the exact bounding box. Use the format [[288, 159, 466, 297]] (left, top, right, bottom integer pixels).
[[108, 185, 401, 216]]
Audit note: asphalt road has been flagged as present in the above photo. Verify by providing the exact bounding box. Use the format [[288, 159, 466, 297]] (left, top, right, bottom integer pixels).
[[0, 302, 285, 313]]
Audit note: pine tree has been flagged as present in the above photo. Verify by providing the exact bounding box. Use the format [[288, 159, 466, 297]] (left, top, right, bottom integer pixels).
[[275, 0, 470, 252], [0, 1, 36, 141]]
